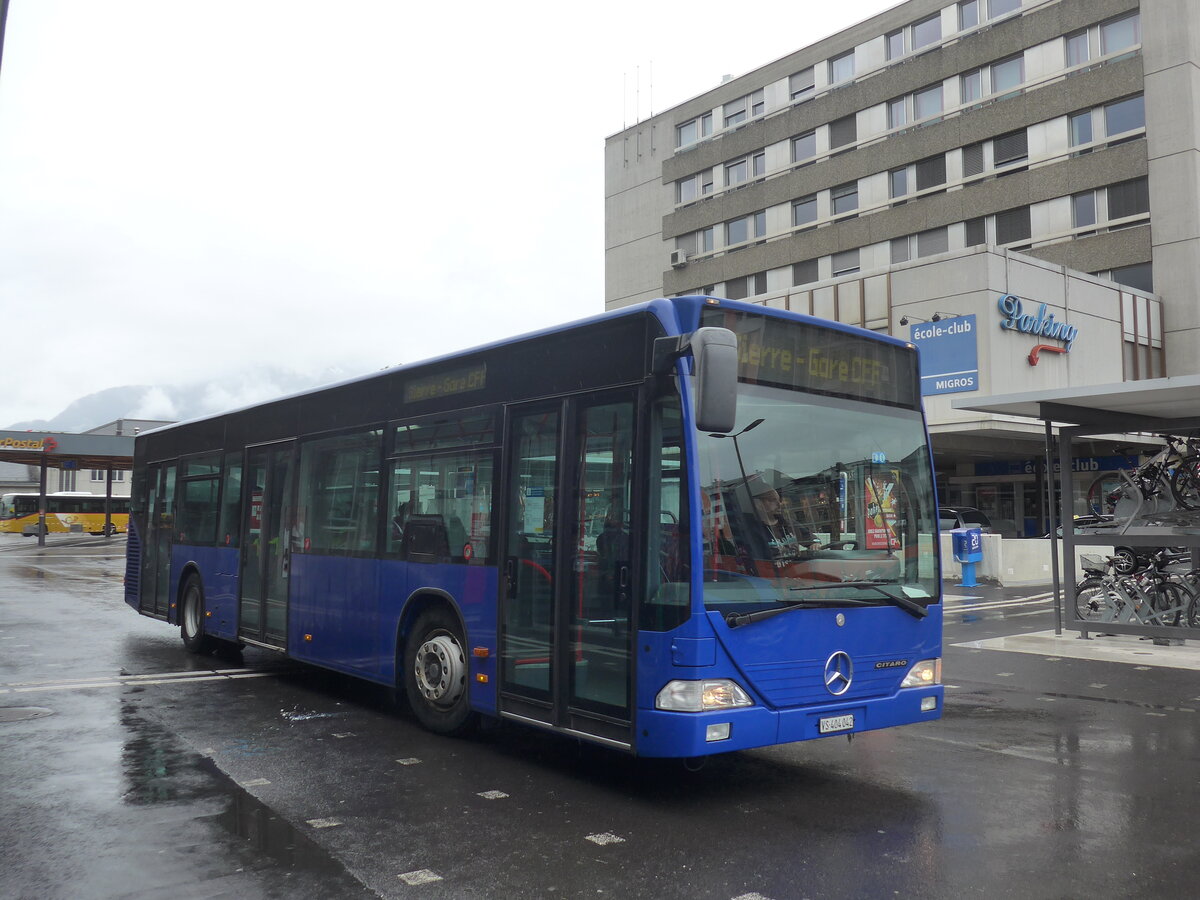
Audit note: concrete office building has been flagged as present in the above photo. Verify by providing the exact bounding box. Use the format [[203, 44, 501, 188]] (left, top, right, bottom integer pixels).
[[604, 0, 1199, 535]]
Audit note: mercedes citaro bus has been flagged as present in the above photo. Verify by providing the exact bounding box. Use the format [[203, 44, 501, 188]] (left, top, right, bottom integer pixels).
[[125, 297, 942, 757]]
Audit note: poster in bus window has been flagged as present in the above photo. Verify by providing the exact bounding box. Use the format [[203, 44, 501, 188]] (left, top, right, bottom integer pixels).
[[864, 471, 900, 550]]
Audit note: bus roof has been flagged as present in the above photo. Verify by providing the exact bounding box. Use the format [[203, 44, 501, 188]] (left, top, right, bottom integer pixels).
[[137, 296, 915, 440]]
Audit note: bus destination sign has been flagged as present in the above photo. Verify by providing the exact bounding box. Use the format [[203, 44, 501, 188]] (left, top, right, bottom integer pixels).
[[403, 363, 488, 404], [703, 310, 917, 407]]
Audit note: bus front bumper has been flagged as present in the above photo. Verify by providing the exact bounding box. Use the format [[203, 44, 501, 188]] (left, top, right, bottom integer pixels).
[[634, 686, 943, 758]]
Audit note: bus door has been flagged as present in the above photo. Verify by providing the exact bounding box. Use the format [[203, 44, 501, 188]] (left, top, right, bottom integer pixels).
[[140, 462, 177, 618], [499, 392, 639, 749], [239, 441, 296, 649]]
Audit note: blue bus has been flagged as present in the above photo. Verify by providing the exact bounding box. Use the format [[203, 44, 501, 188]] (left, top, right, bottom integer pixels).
[[125, 296, 942, 757]]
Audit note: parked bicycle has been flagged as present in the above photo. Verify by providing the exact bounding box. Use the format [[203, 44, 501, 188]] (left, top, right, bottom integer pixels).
[[1075, 551, 1198, 628], [1086, 435, 1200, 519]]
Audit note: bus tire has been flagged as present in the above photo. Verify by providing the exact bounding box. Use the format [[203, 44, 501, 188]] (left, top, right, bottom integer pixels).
[[403, 606, 476, 737], [180, 575, 216, 654]]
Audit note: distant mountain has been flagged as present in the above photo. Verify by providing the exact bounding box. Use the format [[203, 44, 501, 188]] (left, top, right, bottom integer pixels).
[[5, 366, 360, 433]]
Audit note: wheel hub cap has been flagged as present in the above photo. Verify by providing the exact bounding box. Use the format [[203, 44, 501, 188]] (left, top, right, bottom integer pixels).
[[414, 634, 465, 706]]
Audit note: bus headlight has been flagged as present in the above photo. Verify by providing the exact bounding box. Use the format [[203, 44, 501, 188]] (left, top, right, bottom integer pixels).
[[900, 659, 942, 688], [656, 679, 753, 712]]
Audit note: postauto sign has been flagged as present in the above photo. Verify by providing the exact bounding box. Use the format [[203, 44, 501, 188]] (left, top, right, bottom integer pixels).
[[909, 314, 978, 396]]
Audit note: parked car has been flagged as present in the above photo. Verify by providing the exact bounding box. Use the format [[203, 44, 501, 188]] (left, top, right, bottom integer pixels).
[[938, 507, 994, 532], [1052, 514, 1182, 575]]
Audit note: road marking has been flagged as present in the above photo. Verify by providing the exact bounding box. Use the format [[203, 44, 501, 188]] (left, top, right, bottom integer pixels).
[[585, 832, 625, 845], [307, 818, 343, 829], [398, 869, 442, 885], [477, 790, 509, 800], [0, 669, 284, 695]]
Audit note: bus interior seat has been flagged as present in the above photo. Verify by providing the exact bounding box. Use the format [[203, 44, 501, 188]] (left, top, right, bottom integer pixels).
[[402, 514, 449, 562]]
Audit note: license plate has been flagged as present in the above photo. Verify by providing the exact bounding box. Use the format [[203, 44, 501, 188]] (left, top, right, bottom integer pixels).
[[819, 714, 855, 734]]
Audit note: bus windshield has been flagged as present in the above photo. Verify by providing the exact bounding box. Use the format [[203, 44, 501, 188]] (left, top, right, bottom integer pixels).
[[697, 384, 938, 618]]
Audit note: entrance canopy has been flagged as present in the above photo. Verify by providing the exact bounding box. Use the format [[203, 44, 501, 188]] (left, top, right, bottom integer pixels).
[[952, 373, 1200, 430], [0, 431, 135, 471]]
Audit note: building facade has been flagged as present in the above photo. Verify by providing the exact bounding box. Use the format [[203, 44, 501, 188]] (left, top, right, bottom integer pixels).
[[604, 0, 1198, 535]]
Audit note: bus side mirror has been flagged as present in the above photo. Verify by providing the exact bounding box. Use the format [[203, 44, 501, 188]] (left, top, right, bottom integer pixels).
[[691, 327, 738, 434]]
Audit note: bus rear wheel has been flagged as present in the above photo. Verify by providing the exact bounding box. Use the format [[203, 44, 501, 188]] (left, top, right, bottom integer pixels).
[[403, 607, 476, 736], [180, 576, 216, 654]]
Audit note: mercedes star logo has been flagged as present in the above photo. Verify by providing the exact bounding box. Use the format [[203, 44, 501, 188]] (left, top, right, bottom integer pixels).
[[824, 651, 854, 696]]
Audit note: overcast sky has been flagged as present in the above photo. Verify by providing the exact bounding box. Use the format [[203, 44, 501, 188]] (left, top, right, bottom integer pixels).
[[0, 0, 896, 427]]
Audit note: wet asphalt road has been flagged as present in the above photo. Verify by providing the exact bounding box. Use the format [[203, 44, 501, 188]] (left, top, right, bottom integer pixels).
[[2, 535, 1199, 899]]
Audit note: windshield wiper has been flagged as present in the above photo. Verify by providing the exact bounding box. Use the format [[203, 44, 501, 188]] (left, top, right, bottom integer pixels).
[[724, 581, 928, 628]]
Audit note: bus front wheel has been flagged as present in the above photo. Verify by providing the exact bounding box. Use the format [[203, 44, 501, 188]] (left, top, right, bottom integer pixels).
[[403, 607, 476, 736], [180, 576, 216, 654]]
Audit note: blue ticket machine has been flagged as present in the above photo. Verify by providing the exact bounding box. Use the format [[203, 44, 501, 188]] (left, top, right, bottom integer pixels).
[[951, 527, 984, 587]]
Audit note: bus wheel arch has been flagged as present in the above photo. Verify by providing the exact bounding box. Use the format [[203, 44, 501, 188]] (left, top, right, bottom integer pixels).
[[179, 568, 216, 654], [399, 592, 476, 736]]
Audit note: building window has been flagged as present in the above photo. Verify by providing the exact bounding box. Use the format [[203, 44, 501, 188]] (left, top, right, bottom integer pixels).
[[888, 97, 908, 129], [991, 55, 1024, 94], [993, 129, 1028, 168], [790, 68, 815, 101], [1110, 262, 1153, 293], [829, 50, 854, 84], [725, 276, 749, 300], [753, 153, 766, 178], [917, 226, 949, 257], [962, 142, 985, 177], [829, 114, 857, 149], [890, 167, 908, 199], [831, 182, 858, 216], [701, 226, 714, 253], [1100, 13, 1140, 55], [965, 217, 986, 246], [90, 469, 126, 482], [915, 155, 946, 191], [791, 131, 816, 164], [1072, 190, 1097, 229], [726, 217, 748, 247], [831, 249, 860, 276], [676, 232, 699, 257], [988, 0, 1021, 19], [914, 84, 943, 121], [995, 206, 1031, 244], [961, 70, 982, 103], [911, 14, 941, 51], [678, 172, 711, 204], [959, 0, 980, 30], [724, 89, 765, 128], [792, 195, 818, 228], [1069, 110, 1093, 149], [1065, 30, 1089, 67], [1107, 177, 1149, 221], [793, 259, 819, 285], [887, 30, 904, 60], [792, 256, 820, 285], [891, 236, 911, 264], [725, 212, 766, 248], [677, 114, 713, 147], [1104, 95, 1145, 138], [725, 159, 749, 188]]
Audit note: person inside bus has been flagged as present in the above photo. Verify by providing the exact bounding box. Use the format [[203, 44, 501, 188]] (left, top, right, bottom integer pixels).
[[738, 483, 815, 565]]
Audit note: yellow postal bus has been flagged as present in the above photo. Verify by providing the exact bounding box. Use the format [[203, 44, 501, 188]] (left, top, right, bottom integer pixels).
[[0, 492, 129, 536]]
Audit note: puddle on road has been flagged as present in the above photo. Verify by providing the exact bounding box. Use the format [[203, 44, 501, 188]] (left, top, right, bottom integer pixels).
[[119, 703, 356, 884]]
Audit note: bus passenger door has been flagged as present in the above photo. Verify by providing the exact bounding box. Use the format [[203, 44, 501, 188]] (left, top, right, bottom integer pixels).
[[141, 462, 176, 618], [239, 441, 296, 649], [500, 393, 637, 749]]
